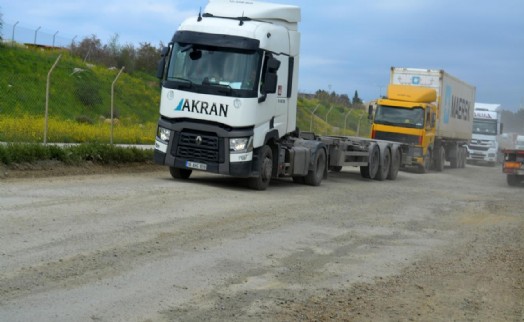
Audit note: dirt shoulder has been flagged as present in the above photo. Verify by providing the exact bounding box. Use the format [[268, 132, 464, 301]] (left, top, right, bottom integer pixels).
[[1, 163, 523, 321], [0, 161, 164, 179], [277, 221, 524, 321]]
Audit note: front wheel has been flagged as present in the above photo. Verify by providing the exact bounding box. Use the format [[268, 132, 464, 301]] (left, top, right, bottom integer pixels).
[[434, 146, 445, 172], [305, 148, 326, 186], [170, 167, 192, 179], [418, 151, 432, 173], [248, 145, 273, 190]]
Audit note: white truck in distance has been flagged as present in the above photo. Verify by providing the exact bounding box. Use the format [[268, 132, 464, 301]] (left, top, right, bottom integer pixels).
[[467, 103, 503, 166], [154, 0, 408, 190]]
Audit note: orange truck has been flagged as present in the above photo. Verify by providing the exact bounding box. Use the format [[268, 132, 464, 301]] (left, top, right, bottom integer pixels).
[[502, 149, 524, 186], [370, 67, 476, 173]]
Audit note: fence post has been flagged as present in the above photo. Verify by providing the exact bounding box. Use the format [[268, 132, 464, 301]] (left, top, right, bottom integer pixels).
[[344, 109, 354, 134], [309, 104, 320, 132], [325, 105, 334, 135], [110, 66, 125, 145], [44, 54, 62, 144], [356, 112, 365, 137]]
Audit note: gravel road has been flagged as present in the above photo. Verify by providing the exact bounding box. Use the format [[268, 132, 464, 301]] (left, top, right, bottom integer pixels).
[[1, 164, 523, 321]]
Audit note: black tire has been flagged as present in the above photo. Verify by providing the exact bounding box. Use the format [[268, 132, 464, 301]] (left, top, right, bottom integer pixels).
[[305, 148, 326, 186], [329, 165, 343, 172], [363, 144, 380, 179], [434, 146, 445, 172], [507, 174, 520, 186], [169, 167, 192, 179], [248, 145, 273, 191], [375, 147, 391, 181], [292, 176, 306, 184], [449, 148, 459, 168], [418, 150, 431, 173], [387, 147, 401, 180], [460, 147, 467, 168]]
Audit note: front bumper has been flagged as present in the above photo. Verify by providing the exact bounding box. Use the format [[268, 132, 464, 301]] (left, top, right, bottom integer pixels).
[[154, 118, 255, 177]]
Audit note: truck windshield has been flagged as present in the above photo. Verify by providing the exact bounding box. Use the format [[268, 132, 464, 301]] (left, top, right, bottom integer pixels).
[[166, 43, 262, 97], [472, 119, 497, 135], [374, 105, 425, 129]]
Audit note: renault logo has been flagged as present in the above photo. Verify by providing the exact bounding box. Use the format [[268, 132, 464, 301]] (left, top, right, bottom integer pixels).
[[195, 136, 203, 145]]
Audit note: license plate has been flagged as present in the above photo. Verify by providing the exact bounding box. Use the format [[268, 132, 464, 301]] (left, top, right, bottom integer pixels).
[[186, 161, 207, 170]]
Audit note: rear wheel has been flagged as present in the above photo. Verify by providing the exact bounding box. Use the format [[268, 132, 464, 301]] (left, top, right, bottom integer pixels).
[[375, 147, 391, 181], [305, 148, 326, 186], [248, 145, 273, 191], [360, 144, 380, 179], [292, 176, 305, 184], [329, 165, 343, 172], [170, 167, 192, 179], [387, 147, 401, 180], [449, 148, 459, 168], [507, 174, 521, 186], [460, 147, 467, 168]]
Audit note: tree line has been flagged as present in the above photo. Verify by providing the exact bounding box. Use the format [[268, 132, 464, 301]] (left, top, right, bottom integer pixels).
[[71, 34, 163, 76]]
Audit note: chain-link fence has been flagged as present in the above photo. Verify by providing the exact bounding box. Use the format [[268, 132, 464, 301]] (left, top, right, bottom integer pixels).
[[1, 21, 76, 49], [0, 44, 160, 145]]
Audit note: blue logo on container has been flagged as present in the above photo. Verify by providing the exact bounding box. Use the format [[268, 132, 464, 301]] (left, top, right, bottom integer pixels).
[[412, 76, 420, 85]]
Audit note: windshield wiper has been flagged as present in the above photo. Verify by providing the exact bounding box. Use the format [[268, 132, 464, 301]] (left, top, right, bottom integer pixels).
[[402, 123, 423, 129], [375, 120, 398, 126], [202, 79, 233, 95], [169, 77, 193, 89]]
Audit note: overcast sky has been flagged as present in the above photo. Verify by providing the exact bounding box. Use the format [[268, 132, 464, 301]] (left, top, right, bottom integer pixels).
[[2, 0, 523, 112]]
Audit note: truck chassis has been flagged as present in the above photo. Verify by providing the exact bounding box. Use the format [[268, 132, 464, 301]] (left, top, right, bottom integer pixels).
[[162, 129, 408, 190]]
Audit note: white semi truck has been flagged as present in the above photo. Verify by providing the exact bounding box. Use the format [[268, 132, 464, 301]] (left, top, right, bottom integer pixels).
[[153, 0, 408, 190], [466, 103, 502, 166]]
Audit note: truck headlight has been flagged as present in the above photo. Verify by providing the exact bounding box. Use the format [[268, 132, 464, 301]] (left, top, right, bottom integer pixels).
[[157, 127, 171, 142], [230, 137, 253, 153]]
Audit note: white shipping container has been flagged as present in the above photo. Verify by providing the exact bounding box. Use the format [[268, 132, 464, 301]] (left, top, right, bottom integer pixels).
[[390, 67, 476, 141]]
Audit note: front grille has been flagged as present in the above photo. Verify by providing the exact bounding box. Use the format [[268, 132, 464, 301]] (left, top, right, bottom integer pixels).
[[374, 131, 419, 145], [179, 132, 219, 149], [469, 145, 489, 151], [177, 146, 219, 161], [172, 131, 221, 162]]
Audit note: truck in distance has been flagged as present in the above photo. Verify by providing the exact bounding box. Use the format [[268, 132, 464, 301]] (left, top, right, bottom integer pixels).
[[153, 0, 408, 190], [369, 67, 476, 173], [502, 149, 524, 186], [467, 103, 503, 166]]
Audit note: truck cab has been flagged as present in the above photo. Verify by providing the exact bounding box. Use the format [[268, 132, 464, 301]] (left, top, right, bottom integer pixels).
[[154, 0, 321, 190], [466, 103, 502, 166], [371, 84, 437, 172], [515, 135, 524, 150]]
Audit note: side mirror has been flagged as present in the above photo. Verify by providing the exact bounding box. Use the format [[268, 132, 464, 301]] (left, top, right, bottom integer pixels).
[[368, 105, 373, 120], [189, 49, 202, 61], [259, 58, 281, 102], [156, 46, 170, 79]]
